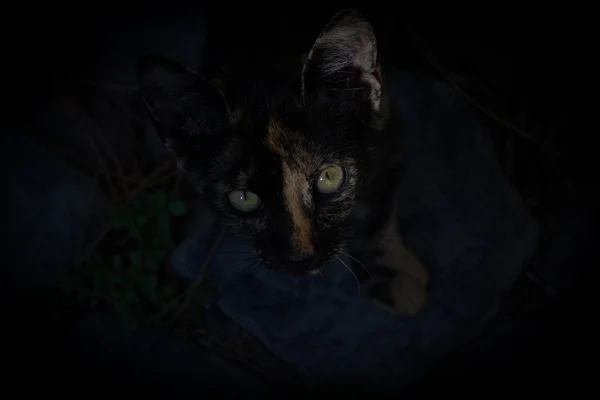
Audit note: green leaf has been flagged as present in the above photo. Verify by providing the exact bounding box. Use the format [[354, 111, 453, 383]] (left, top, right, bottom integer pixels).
[[107, 266, 122, 283], [143, 256, 159, 272], [168, 200, 187, 216], [138, 192, 154, 212], [91, 252, 103, 265], [123, 266, 141, 282], [136, 215, 148, 226], [138, 276, 159, 303], [156, 211, 171, 241], [150, 236, 163, 248], [142, 246, 167, 263], [153, 190, 167, 209], [125, 291, 139, 303], [112, 205, 132, 229], [168, 186, 181, 201], [160, 283, 178, 300], [129, 251, 142, 269], [91, 277, 103, 292], [127, 221, 143, 242]]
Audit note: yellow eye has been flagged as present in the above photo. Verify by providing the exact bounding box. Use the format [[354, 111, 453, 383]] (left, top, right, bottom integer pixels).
[[316, 165, 345, 194], [227, 190, 262, 212]]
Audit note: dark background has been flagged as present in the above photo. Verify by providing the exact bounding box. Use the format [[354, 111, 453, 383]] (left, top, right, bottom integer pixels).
[[4, 1, 593, 396]]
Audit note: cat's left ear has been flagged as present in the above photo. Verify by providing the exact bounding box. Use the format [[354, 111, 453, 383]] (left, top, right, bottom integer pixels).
[[137, 55, 232, 157], [137, 56, 234, 190], [301, 9, 381, 111]]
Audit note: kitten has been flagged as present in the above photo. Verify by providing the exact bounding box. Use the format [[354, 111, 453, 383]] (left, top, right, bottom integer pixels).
[[137, 9, 429, 316]]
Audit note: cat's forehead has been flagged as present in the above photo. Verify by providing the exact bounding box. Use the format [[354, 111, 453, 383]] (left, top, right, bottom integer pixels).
[[216, 106, 346, 189], [231, 95, 345, 144], [231, 101, 337, 167], [214, 86, 362, 185], [264, 117, 315, 167]]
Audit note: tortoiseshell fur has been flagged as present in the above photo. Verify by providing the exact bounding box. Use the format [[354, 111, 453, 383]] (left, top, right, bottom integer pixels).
[[138, 9, 429, 315]]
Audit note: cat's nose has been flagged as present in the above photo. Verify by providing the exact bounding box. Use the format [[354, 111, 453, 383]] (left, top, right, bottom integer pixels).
[[283, 252, 322, 275]]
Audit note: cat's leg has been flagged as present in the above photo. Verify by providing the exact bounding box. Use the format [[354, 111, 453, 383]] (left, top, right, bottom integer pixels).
[[367, 244, 429, 316], [366, 200, 429, 316]]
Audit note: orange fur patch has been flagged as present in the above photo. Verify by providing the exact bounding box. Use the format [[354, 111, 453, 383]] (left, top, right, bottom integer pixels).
[[282, 164, 314, 256], [266, 118, 314, 256]]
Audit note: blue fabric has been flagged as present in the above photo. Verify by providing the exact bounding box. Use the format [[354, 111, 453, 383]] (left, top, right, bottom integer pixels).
[[171, 69, 539, 391]]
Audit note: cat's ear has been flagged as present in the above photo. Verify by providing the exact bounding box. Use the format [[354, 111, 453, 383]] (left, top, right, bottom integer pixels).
[[301, 9, 381, 111], [137, 55, 231, 158]]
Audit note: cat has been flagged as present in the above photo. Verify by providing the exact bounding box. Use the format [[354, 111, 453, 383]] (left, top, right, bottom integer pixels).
[[136, 9, 429, 316]]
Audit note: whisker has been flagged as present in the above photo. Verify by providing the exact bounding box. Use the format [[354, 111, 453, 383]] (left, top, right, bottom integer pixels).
[[248, 263, 264, 277], [221, 256, 260, 266], [205, 256, 259, 282], [335, 255, 360, 293], [340, 250, 370, 276], [239, 261, 259, 277], [223, 260, 261, 287], [216, 251, 256, 255]]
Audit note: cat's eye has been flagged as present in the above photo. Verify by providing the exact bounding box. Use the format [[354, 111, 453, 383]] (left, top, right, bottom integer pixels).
[[316, 165, 345, 195], [227, 190, 262, 213]]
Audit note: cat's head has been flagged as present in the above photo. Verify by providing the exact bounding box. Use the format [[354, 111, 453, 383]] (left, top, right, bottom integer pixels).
[[137, 9, 389, 275]]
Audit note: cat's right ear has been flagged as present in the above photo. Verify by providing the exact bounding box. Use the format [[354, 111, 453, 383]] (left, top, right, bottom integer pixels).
[[136, 55, 231, 159], [301, 9, 381, 112]]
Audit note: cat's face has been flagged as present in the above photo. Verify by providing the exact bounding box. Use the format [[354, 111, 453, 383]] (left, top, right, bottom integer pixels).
[[206, 97, 372, 275], [138, 9, 387, 275]]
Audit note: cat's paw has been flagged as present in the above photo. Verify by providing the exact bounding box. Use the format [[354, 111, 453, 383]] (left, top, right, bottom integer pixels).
[[368, 272, 428, 316]]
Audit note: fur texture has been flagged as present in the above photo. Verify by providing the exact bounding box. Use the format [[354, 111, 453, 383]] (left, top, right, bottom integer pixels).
[[137, 9, 429, 314]]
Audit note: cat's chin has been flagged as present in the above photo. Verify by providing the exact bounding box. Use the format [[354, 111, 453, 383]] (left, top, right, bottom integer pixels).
[[306, 268, 324, 276], [277, 267, 325, 277]]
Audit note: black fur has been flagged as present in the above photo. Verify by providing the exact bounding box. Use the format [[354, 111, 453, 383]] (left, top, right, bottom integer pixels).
[[137, 9, 402, 275]]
